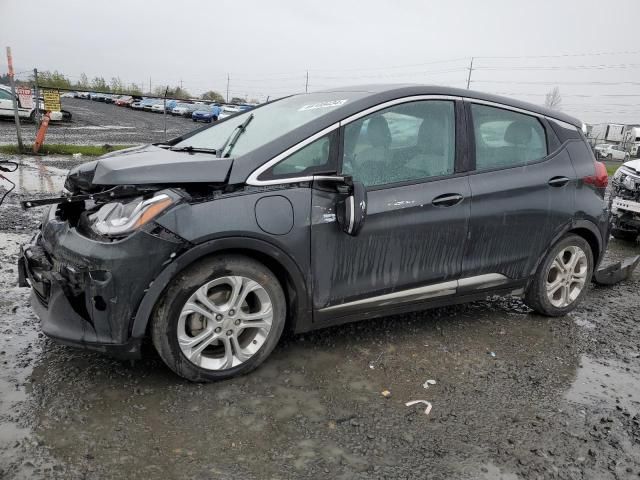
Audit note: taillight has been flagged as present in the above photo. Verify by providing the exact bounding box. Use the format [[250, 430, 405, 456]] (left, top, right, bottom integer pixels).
[[584, 161, 608, 188]]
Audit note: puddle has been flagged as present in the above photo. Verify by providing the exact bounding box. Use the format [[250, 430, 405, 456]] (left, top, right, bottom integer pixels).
[[1, 158, 67, 194], [566, 355, 640, 415], [0, 233, 42, 472]]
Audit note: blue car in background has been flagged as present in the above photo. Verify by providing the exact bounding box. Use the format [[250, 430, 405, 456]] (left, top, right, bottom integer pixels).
[[192, 104, 221, 123]]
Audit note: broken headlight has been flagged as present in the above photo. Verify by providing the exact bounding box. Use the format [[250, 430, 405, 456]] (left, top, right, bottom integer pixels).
[[88, 194, 174, 237]]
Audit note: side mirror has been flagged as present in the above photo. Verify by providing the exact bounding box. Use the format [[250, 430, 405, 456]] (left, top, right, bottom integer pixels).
[[336, 180, 367, 236]]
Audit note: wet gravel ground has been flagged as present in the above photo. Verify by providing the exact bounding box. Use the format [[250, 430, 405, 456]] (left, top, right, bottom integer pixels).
[[0, 98, 200, 145], [1, 155, 640, 479]]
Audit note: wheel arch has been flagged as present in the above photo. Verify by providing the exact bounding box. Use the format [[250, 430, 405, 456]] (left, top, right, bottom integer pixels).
[[530, 219, 604, 276], [130, 237, 311, 340]]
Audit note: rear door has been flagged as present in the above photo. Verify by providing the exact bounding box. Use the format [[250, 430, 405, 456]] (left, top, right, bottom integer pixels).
[[311, 98, 471, 319], [461, 101, 576, 281]]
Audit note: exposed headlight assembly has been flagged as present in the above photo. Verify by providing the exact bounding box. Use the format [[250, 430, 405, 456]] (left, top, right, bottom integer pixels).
[[623, 175, 637, 191], [89, 194, 174, 237]]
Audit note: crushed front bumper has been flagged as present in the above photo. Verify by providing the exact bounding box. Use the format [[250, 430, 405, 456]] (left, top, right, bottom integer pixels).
[[18, 207, 185, 358]]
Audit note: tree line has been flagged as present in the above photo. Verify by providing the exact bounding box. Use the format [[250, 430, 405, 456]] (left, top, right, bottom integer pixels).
[[0, 70, 240, 103]]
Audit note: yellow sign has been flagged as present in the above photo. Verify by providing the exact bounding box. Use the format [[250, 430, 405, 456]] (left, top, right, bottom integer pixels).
[[42, 89, 61, 112]]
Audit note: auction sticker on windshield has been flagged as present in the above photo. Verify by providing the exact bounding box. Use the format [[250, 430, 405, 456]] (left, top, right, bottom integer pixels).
[[298, 99, 348, 111]]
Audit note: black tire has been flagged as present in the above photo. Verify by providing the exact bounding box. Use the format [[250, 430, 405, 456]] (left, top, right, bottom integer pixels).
[[524, 234, 593, 317], [151, 255, 286, 382], [611, 228, 639, 242]]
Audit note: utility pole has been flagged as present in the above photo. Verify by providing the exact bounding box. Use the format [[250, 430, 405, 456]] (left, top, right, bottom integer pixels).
[[33, 68, 41, 129], [163, 86, 168, 142], [149, 77, 151, 95], [226, 74, 230, 103], [180, 78, 183, 90], [466, 57, 474, 90], [305, 71, 309, 93], [5, 47, 24, 152]]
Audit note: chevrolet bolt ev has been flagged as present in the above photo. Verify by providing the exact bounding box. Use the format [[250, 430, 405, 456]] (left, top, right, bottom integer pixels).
[[18, 85, 610, 382]]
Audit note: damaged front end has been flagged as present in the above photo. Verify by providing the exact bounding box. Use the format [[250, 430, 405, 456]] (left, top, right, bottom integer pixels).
[[610, 161, 640, 240], [17, 145, 234, 357]]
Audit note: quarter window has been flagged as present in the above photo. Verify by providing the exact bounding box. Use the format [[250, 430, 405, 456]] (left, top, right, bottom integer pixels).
[[471, 104, 547, 170], [263, 134, 333, 179], [0, 90, 13, 100], [342, 100, 455, 187]]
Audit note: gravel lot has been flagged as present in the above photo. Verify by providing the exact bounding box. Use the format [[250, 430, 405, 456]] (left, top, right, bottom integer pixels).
[[0, 98, 201, 146], [0, 151, 640, 479]]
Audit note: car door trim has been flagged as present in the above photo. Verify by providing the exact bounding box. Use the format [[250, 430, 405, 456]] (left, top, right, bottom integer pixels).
[[318, 273, 508, 312]]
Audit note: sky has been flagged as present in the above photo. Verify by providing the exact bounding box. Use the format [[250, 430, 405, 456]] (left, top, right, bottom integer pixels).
[[2, 0, 640, 124]]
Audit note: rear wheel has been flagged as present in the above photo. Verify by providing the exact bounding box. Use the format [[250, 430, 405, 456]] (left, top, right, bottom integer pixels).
[[525, 234, 593, 316], [151, 255, 286, 382]]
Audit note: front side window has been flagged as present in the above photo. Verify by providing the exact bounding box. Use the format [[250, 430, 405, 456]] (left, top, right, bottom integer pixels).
[[262, 134, 333, 179], [0, 90, 13, 100], [341, 100, 455, 187], [471, 104, 547, 171]]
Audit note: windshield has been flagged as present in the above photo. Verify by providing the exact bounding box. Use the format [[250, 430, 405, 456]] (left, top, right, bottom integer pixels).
[[173, 92, 365, 157]]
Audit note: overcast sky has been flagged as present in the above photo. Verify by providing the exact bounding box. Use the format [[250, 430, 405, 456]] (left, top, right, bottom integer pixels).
[[2, 0, 640, 123]]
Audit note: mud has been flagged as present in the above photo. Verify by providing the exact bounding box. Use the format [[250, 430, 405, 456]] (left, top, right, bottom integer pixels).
[[1, 155, 640, 479]]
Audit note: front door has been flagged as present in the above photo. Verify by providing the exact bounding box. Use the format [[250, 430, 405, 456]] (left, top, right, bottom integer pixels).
[[311, 99, 470, 320]]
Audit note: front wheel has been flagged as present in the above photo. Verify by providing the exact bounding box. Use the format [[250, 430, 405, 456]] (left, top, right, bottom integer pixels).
[[525, 234, 593, 316], [151, 255, 286, 382]]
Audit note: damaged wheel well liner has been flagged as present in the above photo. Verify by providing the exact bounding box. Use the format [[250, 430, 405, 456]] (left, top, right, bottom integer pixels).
[[569, 227, 601, 267], [132, 238, 310, 340]]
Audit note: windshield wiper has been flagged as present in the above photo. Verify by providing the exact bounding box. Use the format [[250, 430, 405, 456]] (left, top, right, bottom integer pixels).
[[169, 146, 218, 154], [218, 113, 254, 158]]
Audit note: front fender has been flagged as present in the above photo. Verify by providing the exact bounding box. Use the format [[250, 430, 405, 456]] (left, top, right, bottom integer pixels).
[[130, 236, 312, 339]]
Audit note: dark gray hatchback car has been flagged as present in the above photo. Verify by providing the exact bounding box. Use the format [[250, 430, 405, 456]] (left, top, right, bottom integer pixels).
[[19, 85, 610, 381]]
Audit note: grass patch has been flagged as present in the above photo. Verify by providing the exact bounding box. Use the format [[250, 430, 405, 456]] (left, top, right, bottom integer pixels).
[[0, 144, 132, 156], [606, 164, 620, 176]]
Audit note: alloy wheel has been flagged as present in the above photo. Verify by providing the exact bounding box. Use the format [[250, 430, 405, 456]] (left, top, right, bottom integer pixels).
[[177, 275, 273, 370], [545, 245, 588, 308]]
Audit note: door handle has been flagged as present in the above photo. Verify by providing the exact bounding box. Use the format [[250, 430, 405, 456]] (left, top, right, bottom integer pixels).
[[432, 193, 464, 207], [548, 176, 570, 187]]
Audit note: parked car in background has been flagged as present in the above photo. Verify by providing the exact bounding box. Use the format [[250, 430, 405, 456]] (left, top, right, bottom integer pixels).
[[60, 92, 76, 98], [218, 104, 242, 120], [151, 103, 166, 113], [19, 85, 610, 382], [130, 100, 144, 110], [115, 95, 134, 106], [171, 103, 196, 116], [599, 144, 629, 161], [593, 143, 613, 157], [143, 99, 162, 111], [0, 85, 37, 121], [192, 104, 220, 123]]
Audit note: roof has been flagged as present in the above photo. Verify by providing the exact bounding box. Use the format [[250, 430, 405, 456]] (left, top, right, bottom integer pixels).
[[317, 84, 583, 128]]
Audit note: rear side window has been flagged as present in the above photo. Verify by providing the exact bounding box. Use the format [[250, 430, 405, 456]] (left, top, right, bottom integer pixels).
[[471, 104, 547, 171]]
